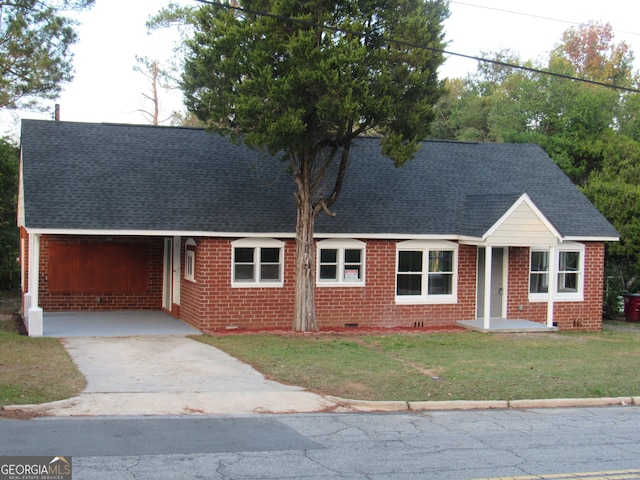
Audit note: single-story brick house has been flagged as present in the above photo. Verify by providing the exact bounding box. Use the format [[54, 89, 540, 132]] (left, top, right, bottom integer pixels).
[[18, 120, 618, 336]]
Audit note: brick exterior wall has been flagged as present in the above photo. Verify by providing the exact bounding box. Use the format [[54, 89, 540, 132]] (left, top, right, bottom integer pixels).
[[180, 238, 604, 332], [180, 238, 476, 331], [179, 237, 297, 331], [22, 232, 605, 331], [34, 235, 163, 311], [506, 243, 605, 331]]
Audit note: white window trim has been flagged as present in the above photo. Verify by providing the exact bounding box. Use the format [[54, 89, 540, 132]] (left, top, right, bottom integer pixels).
[[529, 242, 585, 302], [316, 239, 366, 287], [395, 240, 458, 305], [231, 238, 284, 288], [184, 238, 196, 282]]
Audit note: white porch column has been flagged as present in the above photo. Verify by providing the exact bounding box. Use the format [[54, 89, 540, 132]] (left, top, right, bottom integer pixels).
[[546, 245, 557, 328], [172, 235, 181, 306], [26, 233, 43, 336], [483, 246, 493, 330]]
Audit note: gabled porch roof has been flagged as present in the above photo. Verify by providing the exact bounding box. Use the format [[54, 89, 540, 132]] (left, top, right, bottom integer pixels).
[[460, 193, 564, 247]]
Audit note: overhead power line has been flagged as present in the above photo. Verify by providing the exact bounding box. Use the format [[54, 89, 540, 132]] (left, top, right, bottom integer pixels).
[[450, 1, 640, 38], [190, 0, 640, 94]]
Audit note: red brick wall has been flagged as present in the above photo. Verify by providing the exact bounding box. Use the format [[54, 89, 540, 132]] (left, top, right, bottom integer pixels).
[[36, 235, 163, 311], [315, 241, 477, 328], [179, 237, 296, 331], [506, 243, 604, 331], [24, 233, 605, 331], [180, 238, 478, 331]]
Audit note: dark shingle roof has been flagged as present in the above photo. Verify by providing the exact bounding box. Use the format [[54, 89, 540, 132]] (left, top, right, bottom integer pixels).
[[20, 119, 618, 239], [460, 194, 523, 238]]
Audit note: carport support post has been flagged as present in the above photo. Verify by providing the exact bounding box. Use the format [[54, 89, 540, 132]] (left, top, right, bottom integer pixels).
[[26, 233, 43, 336], [546, 245, 557, 328], [483, 246, 492, 330]]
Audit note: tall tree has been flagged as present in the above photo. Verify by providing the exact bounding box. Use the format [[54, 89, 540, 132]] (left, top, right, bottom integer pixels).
[[0, 0, 93, 110], [0, 138, 19, 289], [133, 56, 177, 125], [552, 21, 635, 86], [431, 22, 640, 310], [182, 0, 449, 331], [582, 132, 640, 312]]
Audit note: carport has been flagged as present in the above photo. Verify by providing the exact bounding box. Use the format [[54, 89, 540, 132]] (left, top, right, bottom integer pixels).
[[42, 311, 200, 337]]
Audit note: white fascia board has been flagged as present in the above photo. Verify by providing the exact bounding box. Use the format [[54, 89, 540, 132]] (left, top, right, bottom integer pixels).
[[313, 233, 460, 240], [482, 193, 562, 241], [26, 228, 463, 241], [458, 235, 487, 245], [25, 228, 297, 238], [562, 235, 620, 242]]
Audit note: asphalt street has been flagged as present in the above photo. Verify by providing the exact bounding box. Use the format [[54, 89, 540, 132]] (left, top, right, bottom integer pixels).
[[2, 406, 640, 479]]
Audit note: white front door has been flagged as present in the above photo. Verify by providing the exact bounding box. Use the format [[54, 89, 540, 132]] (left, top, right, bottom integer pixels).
[[477, 247, 505, 318]]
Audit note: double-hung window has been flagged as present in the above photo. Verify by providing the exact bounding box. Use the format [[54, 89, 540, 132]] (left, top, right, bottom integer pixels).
[[529, 251, 549, 293], [184, 238, 197, 282], [316, 239, 365, 286], [396, 240, 457, 304], [232, 238, 284, 287], [529, 242, 584, 301]]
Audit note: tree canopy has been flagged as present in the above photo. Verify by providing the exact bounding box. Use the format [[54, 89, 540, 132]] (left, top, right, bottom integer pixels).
[[182, 0, 450, 330], [0, 137, 19, 289], [0, 0, 94, 110], [431, 21, 640, 311]]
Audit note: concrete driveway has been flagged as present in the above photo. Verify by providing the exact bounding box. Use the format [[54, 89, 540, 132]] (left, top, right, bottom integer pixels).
[[26, 335, 338, 416]]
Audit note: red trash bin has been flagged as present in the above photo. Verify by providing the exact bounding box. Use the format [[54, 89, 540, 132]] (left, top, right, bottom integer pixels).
[[623, 294, 640, 322]]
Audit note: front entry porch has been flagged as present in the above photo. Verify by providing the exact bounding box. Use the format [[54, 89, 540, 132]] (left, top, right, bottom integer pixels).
[[457, 318, 558, 333]]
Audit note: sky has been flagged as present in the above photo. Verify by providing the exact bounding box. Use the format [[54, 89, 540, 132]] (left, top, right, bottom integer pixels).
[[5, 0, 640, 136]]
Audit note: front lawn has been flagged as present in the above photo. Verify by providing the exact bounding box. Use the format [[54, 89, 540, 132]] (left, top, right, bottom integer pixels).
[[0, 310, 85, 408], [196, 327, 640, 401]]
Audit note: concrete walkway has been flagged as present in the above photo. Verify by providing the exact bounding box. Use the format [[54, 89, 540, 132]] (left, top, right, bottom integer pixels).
[[16, 335, 338, 416]]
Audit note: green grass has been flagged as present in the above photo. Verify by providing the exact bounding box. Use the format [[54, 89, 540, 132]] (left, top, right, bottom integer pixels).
[[196, 330, 640, 401], [1, 280, 639, 407], [0, 314, 86, 408]]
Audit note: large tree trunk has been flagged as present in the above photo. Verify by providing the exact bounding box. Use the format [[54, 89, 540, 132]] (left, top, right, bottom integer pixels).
[[292, 154, 318, 332]]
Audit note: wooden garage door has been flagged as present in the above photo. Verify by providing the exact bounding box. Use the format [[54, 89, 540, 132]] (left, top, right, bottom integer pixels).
[[48, 242, 149, 294]]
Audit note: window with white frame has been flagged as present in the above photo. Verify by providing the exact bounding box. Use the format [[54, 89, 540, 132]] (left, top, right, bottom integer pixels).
[[185, 238, 196, 282], [529, 250, 548, 293], [231, 238, 284, 287], [529, 242, 584, 301], [316, 239, 365, 286], [395, 240, 457, 303]]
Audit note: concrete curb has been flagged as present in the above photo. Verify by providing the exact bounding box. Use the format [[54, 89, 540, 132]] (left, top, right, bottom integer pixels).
[[410, 400, 509, 411], [3, 395, 637, 417], [507, 396, 634, 409], [325, 395, 636, 413], [325, 396, 409, 412], [2, 397, 82, 416]]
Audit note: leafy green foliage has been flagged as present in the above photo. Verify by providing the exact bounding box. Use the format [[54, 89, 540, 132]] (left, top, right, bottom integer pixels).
[[0, 139, 19, 290], [181, 0, 450, 330], [0, 0, 94, 110], [183, 0, 449, 164], [431, 22, 640, 304], [583, 134, 640, 273]]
